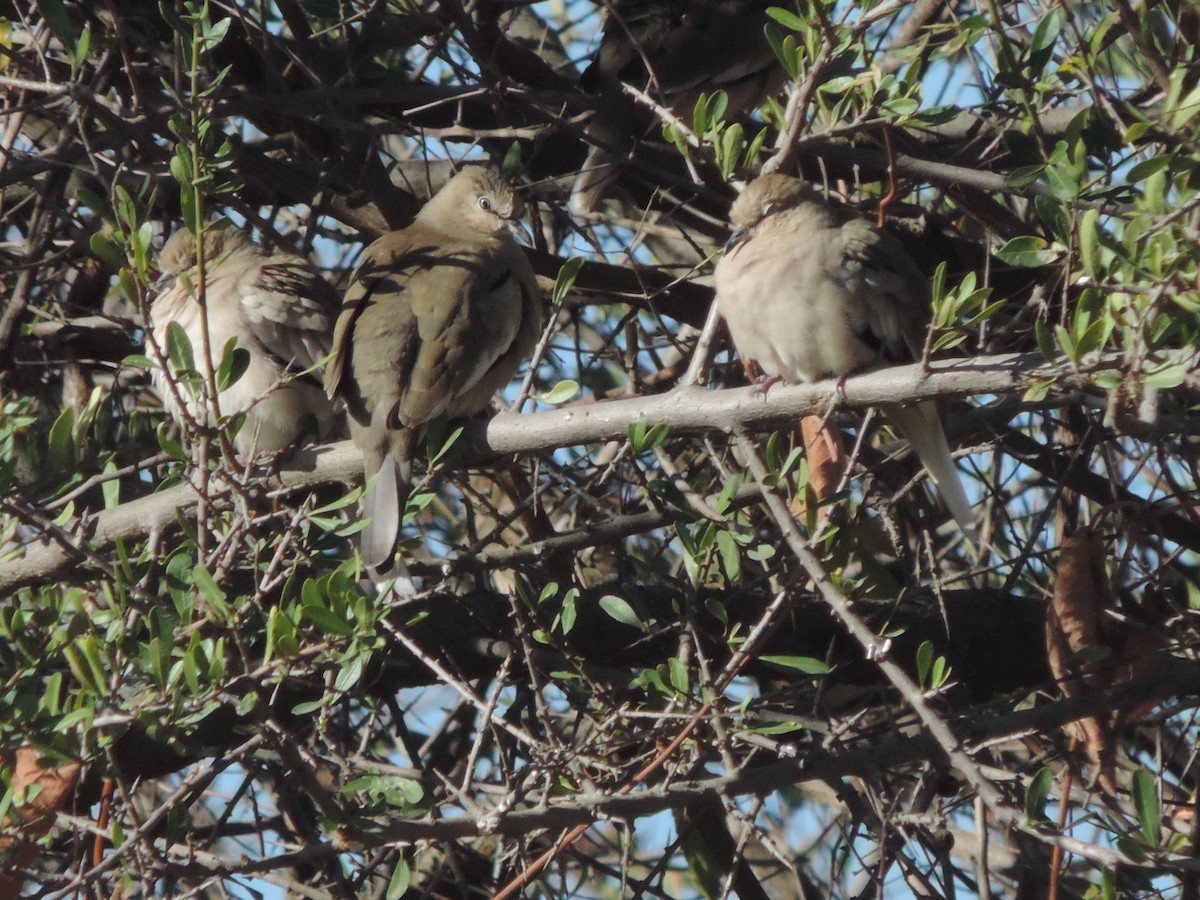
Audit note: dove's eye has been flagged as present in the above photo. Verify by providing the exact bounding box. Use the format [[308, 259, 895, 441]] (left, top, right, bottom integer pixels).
[[479, 196, 493, 212]]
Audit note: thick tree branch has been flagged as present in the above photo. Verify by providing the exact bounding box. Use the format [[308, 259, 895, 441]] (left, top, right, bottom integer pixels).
[[0, 351, 1156, 595]]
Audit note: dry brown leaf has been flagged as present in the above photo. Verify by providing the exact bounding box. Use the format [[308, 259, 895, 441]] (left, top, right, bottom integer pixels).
[[1046, 528, 1111, 688], [0, 747, 82, 895], [1045, 527, 1118, 794], [790, 414, 845, 520]]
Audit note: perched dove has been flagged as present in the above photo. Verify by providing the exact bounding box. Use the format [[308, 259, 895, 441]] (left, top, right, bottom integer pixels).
[[325, 167, 543, 573], [573, 0, 783, 212], [714, 173, 978, 541], [150, 226, 341, 456]]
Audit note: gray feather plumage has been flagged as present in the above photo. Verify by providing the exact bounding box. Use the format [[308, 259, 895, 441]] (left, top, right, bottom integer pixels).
[[714, 174, 979, 544]]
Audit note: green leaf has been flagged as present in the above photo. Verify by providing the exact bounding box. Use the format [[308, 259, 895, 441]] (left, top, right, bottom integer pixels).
[[113, 185, 137, 232], [1132, 769, 1159, 847], [747, 543, 776, 562], [559, 588, 578, 635], [742, 127, 768, 168], [534, 581, 558, 610], [180, 186, 198, 234], [1117, 834, 1148, 862], [706, 91, 728, 129], [118, 269, 139, 307], [386, 857, 411, 900], [1171, 82, 1200, 131], [759, 655, 830, 675], [165, 321, 196, 374], [181, 645, 201, 694], [692, 92, 709, 138], [334, 652, 365, 692], [930, 655, 949, 689], [145, 636, 169, 688], [192, 564, 230, 621], [46, 407, 76, 473], [1021, 377, 1053, 403], [201, 13, 231, 47], [552, 256, 584, 305], [89, 231, 125, 268], [884, 97, 919, 118], [425, 424, 463, 466], [766, 6, 809, 32], [500, 142, 523, 180], [719, 122, 744, 179], [599, 594, 644, 631], [72, 23, 90, 74], [705, 597, 728, 628], [156, 421, 188, 460], [304, 603, 355, 638], [1125, 155, 1172, 183], [629, 419, 668, 452], [166, 551, 196, 617], [1078, 207, 1100, 280], [170, 151, 192, 190], [715, 529, 740, 581], [629, 664, 670, 695], [79, 634, 110, 696], [265, 607, 298, 662], [1026, 8, 1060, 76], [1034, 196, 1070, 244], [763, 25, 801, 81], [215, 341, 249, 391], [62, 643, 100, 695], [133, 221, 154, 278], [35, 0, 76, 53], [1055, 324, 1076, 362], [662, 121, 688, 155], [1143, 364, 1188, 389], [1045, 165, 1078, 200], [1005, 165, 1045, 189], [1024, 766, 1054, 822], [995, 235, 1059, 268], [667, 656, 690, 694], [540, 379, 579, 405], [916, 640, 934, 685], [1034, 319, 1056, 361]]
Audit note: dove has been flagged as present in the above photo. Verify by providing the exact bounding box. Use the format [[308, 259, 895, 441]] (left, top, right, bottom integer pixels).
[[325, 167, 543, 573], [150, 226, 341, 456], [713, 173, 978, 542]]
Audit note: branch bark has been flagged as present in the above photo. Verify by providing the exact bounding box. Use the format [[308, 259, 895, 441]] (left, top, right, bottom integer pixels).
[[0, 351, 1141, 596]]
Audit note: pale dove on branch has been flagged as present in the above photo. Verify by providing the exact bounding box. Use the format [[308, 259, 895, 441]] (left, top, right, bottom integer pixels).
[[151, 226, 341, 456], [324, 167, 544, 574], [713, 173, 979, 541]]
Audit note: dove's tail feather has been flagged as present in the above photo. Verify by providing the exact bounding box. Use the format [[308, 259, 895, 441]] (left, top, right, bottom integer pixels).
[[361, 454, 411, 575], [883, 401, 980, 546]]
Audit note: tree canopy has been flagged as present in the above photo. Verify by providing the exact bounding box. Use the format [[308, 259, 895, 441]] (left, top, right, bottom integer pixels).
[[3, 0, 1200, 897]]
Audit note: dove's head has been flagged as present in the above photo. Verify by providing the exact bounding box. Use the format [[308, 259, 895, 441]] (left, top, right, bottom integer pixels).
[[418, 166, 521, 238], [728, 173, 824, 232], [158, 226, 252, 275]]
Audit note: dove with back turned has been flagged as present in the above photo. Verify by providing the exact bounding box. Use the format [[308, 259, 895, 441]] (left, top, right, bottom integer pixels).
[[151, 226, 341, 456], [325, 166, 543, 573], [713, 173, 979, 542]]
